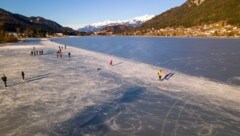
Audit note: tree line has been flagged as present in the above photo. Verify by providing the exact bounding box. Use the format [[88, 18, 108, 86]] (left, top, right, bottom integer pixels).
[[0, 30, 18, 43]]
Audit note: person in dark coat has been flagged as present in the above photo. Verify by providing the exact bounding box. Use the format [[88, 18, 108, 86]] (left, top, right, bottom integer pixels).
[[56, 51, 59, 58], [68, 52, 71, 58], [21, 71, 25, 80], [1, 74, 7, 87]]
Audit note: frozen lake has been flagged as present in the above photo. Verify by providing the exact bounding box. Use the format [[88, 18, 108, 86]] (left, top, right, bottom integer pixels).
[[0, 39, 239, 136], [53, 36, 240, 85]]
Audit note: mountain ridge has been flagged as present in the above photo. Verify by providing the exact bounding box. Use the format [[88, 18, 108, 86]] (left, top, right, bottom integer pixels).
[[0, 8, 80, 36], [98, 25, 130, 35]]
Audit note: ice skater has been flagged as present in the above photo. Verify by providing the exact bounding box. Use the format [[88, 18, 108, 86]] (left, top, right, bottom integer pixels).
[[21, 71, 25, 80], [110, 58, 113, 66], [68, 52, 71, 58], [158, 70, 162, 81], [60, 51, 63, 58], [39, 50, 42, 55], [65, 44, 67, 49], [1, 74, 7, 87], [56, 51, 59, 58], [33, 46, 36, 56], [30, 51, 33, 56]]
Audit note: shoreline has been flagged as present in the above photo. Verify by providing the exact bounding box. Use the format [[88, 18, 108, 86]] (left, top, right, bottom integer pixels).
[[1, 35, 240, 47], [65, 35, 240, 40]]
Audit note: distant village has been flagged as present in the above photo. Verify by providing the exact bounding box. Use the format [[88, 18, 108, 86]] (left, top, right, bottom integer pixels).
[[124, 22, 240, 38]]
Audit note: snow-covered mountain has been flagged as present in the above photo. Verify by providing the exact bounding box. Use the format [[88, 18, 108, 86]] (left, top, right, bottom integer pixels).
[[78, 15, 155, 32]]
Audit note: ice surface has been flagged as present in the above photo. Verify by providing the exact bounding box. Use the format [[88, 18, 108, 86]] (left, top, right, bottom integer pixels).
[[0, 39, 239, 136]]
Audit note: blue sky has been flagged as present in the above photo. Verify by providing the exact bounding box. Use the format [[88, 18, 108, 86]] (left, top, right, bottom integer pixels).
[[0, 0, 186, 29]]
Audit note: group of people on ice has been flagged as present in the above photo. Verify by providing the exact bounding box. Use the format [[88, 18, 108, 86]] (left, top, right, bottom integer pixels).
[[56, 45, 71, 58], [1, 44, 73, 88], [1, 44, 174, 88], [30, 47, 44, 56]]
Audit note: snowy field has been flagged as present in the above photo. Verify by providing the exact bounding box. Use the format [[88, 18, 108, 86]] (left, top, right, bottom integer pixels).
[[0, 39, 240, 136]]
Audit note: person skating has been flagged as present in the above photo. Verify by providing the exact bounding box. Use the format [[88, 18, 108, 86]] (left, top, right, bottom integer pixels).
[[68, 52, 71, 58], [60, 51, 63, 58], [65, 44, 67, 49], [30, 51, 33, 56], [158, 70, 162, 81], [1, 74, 7, 87], [56, 50, 59, 58], [110, 58, 113, 65], [21, 71, 25, 80], [33, 46, 36, 56]]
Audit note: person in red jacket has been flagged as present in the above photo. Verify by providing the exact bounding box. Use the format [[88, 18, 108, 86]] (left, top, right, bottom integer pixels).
[[110, 58, 113, 65], [60, 51, 63, 58]]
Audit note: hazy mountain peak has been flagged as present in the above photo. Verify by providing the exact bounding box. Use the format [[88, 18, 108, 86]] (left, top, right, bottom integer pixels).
[[78, 14, 155, 32], [131, 14, 155, 22]]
